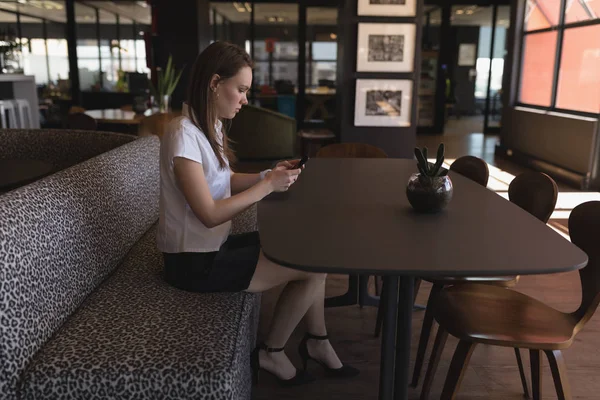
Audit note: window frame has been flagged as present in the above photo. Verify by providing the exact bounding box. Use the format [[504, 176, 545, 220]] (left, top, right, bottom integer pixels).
[[516, 0, 600, 117]]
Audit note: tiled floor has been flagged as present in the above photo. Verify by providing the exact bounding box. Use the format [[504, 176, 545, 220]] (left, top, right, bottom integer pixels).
[[250, 132, 600, 400]]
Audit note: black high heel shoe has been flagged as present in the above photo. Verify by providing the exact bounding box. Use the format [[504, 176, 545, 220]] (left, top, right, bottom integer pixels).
[[251, 343, 315, 387], [298, 333, 360, 378]]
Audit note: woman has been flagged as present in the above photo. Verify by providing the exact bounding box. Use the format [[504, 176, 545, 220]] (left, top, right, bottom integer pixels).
[[157, 41, 358, 386]]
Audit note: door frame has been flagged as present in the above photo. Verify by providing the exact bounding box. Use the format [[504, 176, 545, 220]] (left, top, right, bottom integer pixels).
[[419, 0, 511, 135]]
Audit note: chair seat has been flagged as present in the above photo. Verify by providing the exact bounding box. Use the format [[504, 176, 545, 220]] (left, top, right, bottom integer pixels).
[[425, 275, 519, 288], [433, 284, 577, 350]]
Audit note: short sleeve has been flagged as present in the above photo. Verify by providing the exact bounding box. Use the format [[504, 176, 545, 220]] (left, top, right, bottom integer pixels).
[[171, 122, 203, 165]]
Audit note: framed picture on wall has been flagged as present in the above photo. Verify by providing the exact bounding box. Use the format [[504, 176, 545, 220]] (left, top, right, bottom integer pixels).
[[354, 79, 413, 127], [356, 23, 416, 72], [357, 0, 416, 17]]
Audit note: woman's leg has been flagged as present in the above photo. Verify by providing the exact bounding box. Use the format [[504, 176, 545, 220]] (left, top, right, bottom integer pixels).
[[302, 276, 344, 369], [245, 251, 327, 379]]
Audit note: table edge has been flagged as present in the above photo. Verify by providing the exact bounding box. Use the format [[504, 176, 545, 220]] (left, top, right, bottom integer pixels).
[[261, 249, 589, 277]]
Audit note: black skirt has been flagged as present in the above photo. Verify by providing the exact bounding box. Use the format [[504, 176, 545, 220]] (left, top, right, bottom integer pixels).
[[163, 231, 261, 293]]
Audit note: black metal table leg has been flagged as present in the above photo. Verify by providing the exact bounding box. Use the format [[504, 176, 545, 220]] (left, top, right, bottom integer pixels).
[[379, 276, 399, 400], [394, 276, 414, 400], [325, 274, 359, 307]]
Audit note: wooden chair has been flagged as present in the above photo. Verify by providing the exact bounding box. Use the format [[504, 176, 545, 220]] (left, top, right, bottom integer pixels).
[[449, 155, 490, 187], [298, 129, 336, 158], [67, 112, 97, 131], [317, 143, 387, 307], [137, 112, 174, 138], [420, 200, 599, 400], [68, 106, 86, 115], [509, 171, 558, 223]]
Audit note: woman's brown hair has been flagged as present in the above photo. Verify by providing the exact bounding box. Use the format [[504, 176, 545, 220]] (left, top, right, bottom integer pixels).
[[187, 41, 253, 169]]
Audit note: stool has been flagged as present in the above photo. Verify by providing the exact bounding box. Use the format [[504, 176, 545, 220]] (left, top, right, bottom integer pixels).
[[13, 99, 34, 128], [0, 100, 18, 128], [297, 129, 336, 157]]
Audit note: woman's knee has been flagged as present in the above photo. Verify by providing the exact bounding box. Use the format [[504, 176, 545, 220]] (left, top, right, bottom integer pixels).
[[304, 271, 327, 283]]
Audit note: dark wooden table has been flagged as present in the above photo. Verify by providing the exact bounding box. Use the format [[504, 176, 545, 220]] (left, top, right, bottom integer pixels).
[[0, 159, 54, 191], [84, 108, 157, 125], [257, 158, 588, 400]]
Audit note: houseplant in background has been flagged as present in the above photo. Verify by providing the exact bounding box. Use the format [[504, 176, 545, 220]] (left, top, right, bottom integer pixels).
[[406, 143, 453, 213], [150, 55, 184, 113]]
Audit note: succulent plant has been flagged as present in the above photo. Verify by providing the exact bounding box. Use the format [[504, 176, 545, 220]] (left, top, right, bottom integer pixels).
[[414, 143, 448, 181]]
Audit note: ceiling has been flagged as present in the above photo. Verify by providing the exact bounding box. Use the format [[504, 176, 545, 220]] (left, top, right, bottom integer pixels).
[[425, 5, 511, 27], [210, 3, 338, 25], [0, 2, 508, 28], [0, 1, 150, 24]]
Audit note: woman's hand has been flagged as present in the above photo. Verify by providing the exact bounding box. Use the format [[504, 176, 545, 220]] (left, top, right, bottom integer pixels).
[[265, 168, 301, 192], [274, 159, 304, 170]]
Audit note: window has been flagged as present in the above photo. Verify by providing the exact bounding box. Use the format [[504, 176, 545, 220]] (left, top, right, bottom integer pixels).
[[524, 0, 561, 30], [520, 31, 557, 106], [556, 25, 600, 113], [518, 0, 600, 114]]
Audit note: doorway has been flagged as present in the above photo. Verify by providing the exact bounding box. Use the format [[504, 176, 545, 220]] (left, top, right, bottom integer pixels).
[[419, 2, 511, 135]]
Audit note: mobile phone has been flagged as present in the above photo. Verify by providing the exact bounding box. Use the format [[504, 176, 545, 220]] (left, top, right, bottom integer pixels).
[[292, 156, 309, 169]]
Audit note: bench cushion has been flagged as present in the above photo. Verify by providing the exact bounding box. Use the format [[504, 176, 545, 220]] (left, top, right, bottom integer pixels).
[[19, 224, 260, 400]]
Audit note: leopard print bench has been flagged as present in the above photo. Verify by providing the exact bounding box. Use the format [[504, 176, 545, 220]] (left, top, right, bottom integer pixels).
[[18, 224, 260, 400], [1, 132, 260, 400]]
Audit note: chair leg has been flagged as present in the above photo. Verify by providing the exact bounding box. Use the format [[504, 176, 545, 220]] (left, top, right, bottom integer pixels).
[[412, 283, 444, 387], [545, 350, 572, 400], [358, 274, 379, 307], [440, 340, 477, 400], [530, 349, 542, 400], [374, 280, 386, 337], [413, 277, 422, 304], [515, 348, 530, 399], [420, 327, 448, 400], [325, 275, 358, 307]]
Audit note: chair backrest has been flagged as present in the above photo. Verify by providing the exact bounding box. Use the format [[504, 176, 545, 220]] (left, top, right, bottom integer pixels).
[[68, 106, 86, 114], [316, 143, 387, 159], [508, 172, 558, 223], [67, 112, 97, 131], [568, 201, 600, 333], [138, 112, 174, 137], [449, 155, 489, 187]]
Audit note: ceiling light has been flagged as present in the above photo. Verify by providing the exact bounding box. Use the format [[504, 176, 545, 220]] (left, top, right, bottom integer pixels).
[[136, 1, 147, 7], [233, 2, 246, 12], [244, 2, 252, 12], [17, 0, 27, 4], [466, 10, 474, 15], [456, 9, 464, 15], [330, 33, 337, 40]]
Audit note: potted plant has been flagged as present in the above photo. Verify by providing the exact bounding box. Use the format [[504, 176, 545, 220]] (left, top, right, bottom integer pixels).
[[406, 143, 453, 213], [150, 55, 184, 113]]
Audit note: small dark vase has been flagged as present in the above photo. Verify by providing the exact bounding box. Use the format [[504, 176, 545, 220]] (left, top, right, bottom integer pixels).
[[406, 173, 453, 213]]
